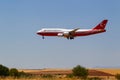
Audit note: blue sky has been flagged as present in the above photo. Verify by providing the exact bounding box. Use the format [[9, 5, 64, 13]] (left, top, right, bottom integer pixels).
[[0, 0, 120, 69]]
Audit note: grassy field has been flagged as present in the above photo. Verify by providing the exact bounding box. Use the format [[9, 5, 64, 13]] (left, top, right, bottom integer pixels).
[[94, 68, 120, 75], [19, 68, 120, 75], [10, 68, 120, 80], [0, 77, 118, 80], [0, 77, 83, 80]]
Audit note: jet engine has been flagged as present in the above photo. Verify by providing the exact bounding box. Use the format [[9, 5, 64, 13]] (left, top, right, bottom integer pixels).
[[63, 32, 69, 38], [57, 33, 64, 37], [57, 32, 74, 39], [57, 32, 69, 37]]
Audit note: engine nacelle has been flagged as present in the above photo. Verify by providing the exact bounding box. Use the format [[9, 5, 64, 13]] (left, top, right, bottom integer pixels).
[[63, 32, 69, 38], [58, 32, 70, 37], [57, 33, 64, 37]]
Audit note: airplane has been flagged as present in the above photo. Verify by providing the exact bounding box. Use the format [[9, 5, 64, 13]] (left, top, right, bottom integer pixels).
[[37, 19, 108, 39]]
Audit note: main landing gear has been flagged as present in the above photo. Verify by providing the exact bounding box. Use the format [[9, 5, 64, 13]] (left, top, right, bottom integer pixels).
[[42, 36, 44, 39], [67, 37, 74, 40]]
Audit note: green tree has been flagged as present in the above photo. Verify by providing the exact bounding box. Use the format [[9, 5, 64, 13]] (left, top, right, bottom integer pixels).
[[72, 65, 88, 79], [9, 68, 19, 77], [115, 74, 120, 80], [0, 64, 9, 76]]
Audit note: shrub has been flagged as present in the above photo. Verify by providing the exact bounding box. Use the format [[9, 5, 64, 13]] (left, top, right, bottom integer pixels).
[[72, 65, 88, 79], [66, 74, 74, 78], [0, 64, 9, 76], [115, 74, 120, 80], [9, 68, 19, 77]]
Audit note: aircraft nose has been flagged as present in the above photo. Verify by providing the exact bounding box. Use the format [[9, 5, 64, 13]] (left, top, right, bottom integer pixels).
[[36, 30, 43, 35], [36, 30, 41, 35], [36, 32, 40, 35]]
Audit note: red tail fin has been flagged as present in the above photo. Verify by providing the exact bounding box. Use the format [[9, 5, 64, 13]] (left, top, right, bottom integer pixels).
[[93, 20, 108, 29]]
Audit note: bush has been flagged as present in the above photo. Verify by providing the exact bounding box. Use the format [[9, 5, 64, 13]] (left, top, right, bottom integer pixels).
[[0, 64, 9, 76], [9, 68, 19, 77], [72, 65, 88, 79], [66, 74, 74, 78], [0, 64, 29, 78], [115, 74, 120, 80]]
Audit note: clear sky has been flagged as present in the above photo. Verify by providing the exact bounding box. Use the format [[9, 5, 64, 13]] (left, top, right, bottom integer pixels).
[[0, 0, 120, 69]]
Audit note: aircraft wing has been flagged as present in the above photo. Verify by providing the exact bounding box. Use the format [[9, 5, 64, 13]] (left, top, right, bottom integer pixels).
[[69, 28, 80, 35]]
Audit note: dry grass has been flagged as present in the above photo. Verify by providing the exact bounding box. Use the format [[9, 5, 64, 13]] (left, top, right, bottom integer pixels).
[[19, 69, 71, 73], [0, 77, 79, 80], [94, 68, 120, 75], [17, 68, 120, 80], [19, 68, 120, 75]]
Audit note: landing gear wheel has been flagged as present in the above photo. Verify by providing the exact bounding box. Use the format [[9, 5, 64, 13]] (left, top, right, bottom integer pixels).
[[42, 36, 44, 39], [70, 37, 74, 39]]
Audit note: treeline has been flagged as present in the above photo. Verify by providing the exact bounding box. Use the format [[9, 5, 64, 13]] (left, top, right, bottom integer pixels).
[[3, 64, 120, 80], [0, 64, 28, 77], [0, 64, 89, 79]]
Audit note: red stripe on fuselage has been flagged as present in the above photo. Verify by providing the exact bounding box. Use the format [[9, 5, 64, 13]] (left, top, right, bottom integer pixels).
[[75, 29, 106, 36], [37, 32, 59, 36], [37, 29, 106, 37]]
